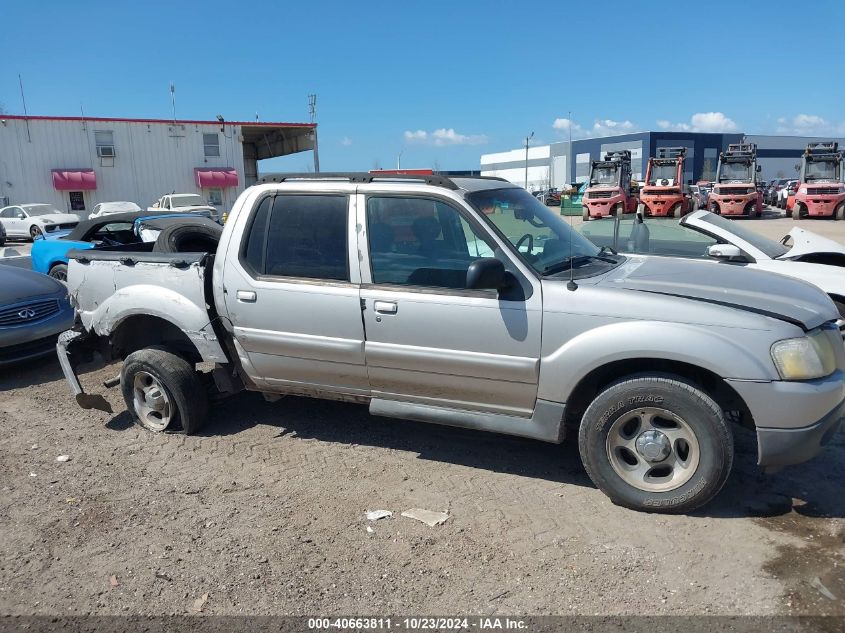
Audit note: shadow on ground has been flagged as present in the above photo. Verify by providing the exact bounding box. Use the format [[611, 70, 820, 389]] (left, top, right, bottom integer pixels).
[[101, 389, 845, 520]]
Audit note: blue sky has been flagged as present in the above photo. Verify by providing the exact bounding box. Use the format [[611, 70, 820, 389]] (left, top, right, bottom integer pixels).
[[3, 0, 844, 172]]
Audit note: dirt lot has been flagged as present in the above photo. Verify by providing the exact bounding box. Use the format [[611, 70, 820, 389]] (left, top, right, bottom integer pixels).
[[1, 208, 844, 618]]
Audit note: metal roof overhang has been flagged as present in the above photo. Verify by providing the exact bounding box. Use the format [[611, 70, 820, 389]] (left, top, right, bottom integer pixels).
[[241, 124, 316, 160]]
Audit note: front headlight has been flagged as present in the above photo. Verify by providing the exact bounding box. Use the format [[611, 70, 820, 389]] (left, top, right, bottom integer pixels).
[[771, 329, 836, 380], [798, 187, 807, 195]]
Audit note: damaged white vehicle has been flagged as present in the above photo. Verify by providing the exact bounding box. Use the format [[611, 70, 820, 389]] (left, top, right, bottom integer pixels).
[[578, 209, 845, 319]]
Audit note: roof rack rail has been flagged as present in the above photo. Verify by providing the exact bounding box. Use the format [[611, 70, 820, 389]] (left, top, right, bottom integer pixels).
[[259, 172, 475, 190]]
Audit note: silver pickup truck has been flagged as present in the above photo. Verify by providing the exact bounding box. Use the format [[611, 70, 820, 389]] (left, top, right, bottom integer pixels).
[[58, 173, 845, 513]]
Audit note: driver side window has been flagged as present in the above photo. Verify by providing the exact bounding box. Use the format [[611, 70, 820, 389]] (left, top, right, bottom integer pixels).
[[366, 196, 497, 289]]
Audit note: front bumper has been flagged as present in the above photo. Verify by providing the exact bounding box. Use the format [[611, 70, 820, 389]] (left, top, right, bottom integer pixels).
[[585, 194, 624, 218], [727, 371, 845, 469], [756, 399, 844, 469], [0, 301, 75, 366], [796, 195, 843, 216], [712, 195, 756, 215]]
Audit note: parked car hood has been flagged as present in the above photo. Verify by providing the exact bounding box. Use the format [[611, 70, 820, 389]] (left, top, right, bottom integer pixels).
[[781, 227, 845, 259], [599, 256, 837, 330], [0, 265, 65, 305], [37, 213, 80, 224]]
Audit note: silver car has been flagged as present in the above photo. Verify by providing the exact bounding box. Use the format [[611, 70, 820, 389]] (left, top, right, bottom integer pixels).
[[57, 173, 845, 514]]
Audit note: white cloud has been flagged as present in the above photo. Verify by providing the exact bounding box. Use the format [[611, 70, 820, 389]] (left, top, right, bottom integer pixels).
[[553, 117, 641, 139], [403, 128, 488, 146], [775, 114, 845, 135], [657, 112, 738, 133], [340, 136, 352, 146]]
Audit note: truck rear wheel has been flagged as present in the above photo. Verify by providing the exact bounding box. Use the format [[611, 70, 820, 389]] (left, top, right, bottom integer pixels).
[[836, 203, 845, 221], [120, 348, 208, 434], [578, 375, 733, 513]]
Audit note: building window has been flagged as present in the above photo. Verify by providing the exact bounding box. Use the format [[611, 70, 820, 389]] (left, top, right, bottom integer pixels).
[[203, 133, 220, 157], [95, 130, 115, 158], [207, 188, 223, 206]]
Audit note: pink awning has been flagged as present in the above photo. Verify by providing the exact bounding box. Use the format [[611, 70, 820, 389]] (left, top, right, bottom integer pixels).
[[195, 168, 238, 188], [52, 169, 97, 191]]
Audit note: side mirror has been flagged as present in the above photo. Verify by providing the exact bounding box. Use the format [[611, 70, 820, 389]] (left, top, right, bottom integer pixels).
[[707, 244, 744, 261], [466, 257, 508, 290]]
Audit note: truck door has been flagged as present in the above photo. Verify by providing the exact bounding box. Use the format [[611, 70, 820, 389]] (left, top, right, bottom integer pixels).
[[220, 190, 368, 397], [358, 192, 542, 416]]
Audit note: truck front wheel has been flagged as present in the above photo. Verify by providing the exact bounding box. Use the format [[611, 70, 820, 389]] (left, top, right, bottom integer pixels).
[[120, 348, 208, 434], [578, 375, 733, 513]]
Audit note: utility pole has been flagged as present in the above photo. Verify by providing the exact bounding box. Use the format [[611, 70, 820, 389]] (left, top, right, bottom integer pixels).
[[397, 149, 404, 170], [568, 111, 573, 187], [308, 94, 320, 173], [524, 131, 534, 190], [169, 82, 176, 123]]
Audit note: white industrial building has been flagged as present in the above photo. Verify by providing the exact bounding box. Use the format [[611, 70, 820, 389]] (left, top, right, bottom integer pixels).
[[481, 132, 845, 191], [0, 114, 316, 214]]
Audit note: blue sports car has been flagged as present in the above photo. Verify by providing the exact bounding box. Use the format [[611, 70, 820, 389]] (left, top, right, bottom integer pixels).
[[31, 211, 214, 281]]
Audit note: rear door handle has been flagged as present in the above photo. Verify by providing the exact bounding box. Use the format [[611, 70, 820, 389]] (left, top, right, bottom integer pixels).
[[373, 301, 398, 314], [236, 290, 257, 303]]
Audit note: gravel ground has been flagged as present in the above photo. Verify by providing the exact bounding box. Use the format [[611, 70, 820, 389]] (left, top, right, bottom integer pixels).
[[0, 357, 843, 617], [1, 206, 844, 618]]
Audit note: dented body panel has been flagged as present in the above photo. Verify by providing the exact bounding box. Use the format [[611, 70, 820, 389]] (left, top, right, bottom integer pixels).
[[67, 254, 227, 363]]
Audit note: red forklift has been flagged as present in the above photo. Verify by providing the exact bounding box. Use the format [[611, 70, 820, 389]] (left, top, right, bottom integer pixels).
[[709, 143, 763, 218], [792, 142, 845, 220], [582, 150, 638, 220], [640, 147, 696, 218]]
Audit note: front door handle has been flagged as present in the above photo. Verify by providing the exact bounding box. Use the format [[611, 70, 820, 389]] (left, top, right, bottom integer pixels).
[[236, 290, 257, 303], [373, 300, 398, 314]]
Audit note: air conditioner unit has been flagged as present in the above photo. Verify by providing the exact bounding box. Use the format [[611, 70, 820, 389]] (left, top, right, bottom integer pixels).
[[97, 145, 115, 158]]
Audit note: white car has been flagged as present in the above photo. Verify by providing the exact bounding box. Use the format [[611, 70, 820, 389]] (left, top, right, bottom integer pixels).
[[88, 201, 142, 219], [777, 180, 798, 209], [148, 194, 219, 221], [577, 209, 845, 319], [0, 204, 80, 240]]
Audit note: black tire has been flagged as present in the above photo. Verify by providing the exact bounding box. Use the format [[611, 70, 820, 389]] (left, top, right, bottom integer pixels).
[[578, 375, 733, 514], [120, 348, 208, 434], [792, 205, 801, 220], [672, 204, 683, 218], [710, 202, 719, 214], [582, 206, 590, 221], [152, 222, 222, 253], [49, 263, 68, 282], [30, 225, 42, 240]]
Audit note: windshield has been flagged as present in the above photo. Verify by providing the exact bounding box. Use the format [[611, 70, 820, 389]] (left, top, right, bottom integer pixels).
[[694, 212, 789, 258], [171, 194, 207, 207], [648, 164, 677, 184], [718, 162, 752, 182], [590, 165, 619, 186], [805, 160, 841, 182], [23, 204, 62, 216], [466, 187, 612, 277]]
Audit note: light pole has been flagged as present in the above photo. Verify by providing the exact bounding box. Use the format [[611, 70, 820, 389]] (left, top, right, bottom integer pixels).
[[524, 131, 534, 190], [567, 111, 573, 188], [397, 149, 404, 170]]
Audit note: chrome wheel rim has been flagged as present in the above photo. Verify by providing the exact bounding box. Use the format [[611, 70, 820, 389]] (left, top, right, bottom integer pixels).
[[132, 371, 172, 431], [605, 407, 700, 493], [51, 268, 67, 282]]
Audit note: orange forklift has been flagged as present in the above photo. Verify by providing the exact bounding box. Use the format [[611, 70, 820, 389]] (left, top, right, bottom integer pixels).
[[640, 147, 696, 218], [582, 150, 638, 220], [709, 143, 763, 218], [792, 142, 845, 220]]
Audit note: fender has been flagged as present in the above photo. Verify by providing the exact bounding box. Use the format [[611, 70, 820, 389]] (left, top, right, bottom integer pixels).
[[81, 283, 227, 363], [538, 320, 780, 404]]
